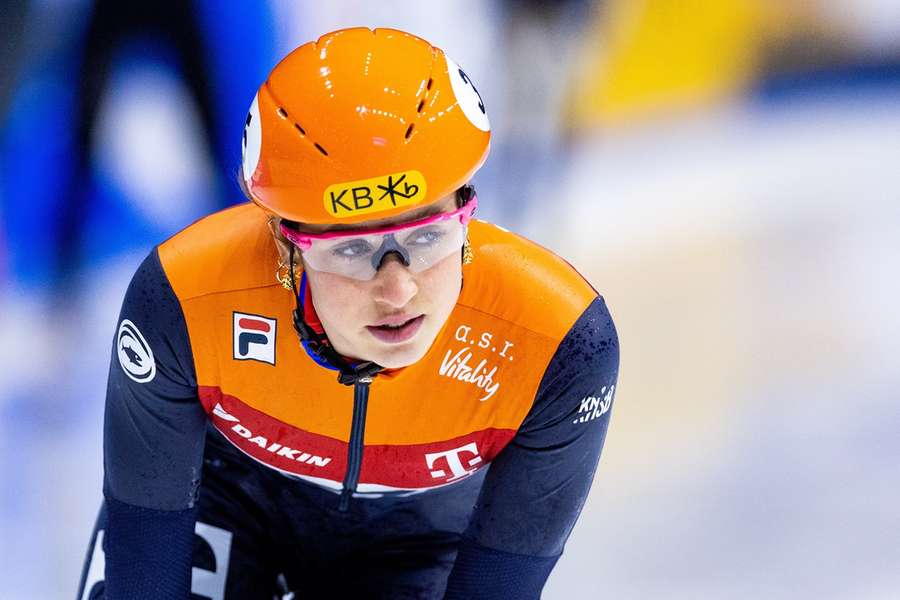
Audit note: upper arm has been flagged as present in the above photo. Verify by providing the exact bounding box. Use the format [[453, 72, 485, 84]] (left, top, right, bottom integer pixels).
[[103, 248, 207, 510], [100, 248, 208, 598], [463, 296, 620, 556]]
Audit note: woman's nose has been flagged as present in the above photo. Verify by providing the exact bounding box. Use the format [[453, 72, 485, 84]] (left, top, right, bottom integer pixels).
[[371, 254, 418, 308]]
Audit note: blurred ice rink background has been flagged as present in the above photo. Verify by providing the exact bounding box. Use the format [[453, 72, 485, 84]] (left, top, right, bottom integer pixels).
[[1, 1, 899, 598]]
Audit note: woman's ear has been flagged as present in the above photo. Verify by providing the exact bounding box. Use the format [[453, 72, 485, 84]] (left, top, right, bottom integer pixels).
[[267, 217, 295, 266]]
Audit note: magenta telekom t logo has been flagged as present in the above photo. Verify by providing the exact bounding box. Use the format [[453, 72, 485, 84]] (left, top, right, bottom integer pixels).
[[233, 312, 277, 365], [425, 442, 483, 482]]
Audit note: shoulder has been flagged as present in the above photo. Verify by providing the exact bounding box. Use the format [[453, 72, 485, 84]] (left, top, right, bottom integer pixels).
[[461, 220, 600, 341], [156, 202, 280, 301], [545, 296, 618, 384], [518, 296, 618, 440]]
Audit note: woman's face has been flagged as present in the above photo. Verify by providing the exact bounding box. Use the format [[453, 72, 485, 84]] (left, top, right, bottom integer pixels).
[[297, 193, 462, 369]]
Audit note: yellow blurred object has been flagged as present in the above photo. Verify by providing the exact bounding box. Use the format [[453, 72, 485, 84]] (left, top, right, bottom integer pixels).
[[568, 0, 787, 127]]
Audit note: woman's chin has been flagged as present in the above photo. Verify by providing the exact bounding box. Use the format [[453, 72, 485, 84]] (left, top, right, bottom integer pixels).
[[361, 333, 435, 370], [368, 343, 430, 370]]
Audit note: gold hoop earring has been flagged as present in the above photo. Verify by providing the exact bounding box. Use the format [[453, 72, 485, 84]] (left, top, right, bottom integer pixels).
[[462, 238, 474, 265], [276, 261, 300, 290]]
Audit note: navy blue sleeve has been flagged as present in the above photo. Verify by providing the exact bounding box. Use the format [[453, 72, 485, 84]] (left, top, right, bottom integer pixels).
[[444, 296, 619, 599], [102, 248, 207, 598]]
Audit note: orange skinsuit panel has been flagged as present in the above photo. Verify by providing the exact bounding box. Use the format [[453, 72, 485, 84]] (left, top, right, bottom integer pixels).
[[157, 203, 597, 491]]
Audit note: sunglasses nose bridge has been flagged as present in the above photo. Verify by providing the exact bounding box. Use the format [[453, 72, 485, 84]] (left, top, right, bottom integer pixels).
[[371, 234, 411, 273]]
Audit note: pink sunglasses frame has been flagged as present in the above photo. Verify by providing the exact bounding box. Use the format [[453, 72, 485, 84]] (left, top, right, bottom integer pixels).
[[280, 194, 478, 251]]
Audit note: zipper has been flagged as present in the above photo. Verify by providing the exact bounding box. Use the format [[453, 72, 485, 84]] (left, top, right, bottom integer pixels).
[[338, 376, 372, 511]]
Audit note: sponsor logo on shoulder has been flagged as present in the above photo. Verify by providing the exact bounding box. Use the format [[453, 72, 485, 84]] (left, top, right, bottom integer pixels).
[[117, 319, 156, 383], [438, 324, 514, 402], [573, 385, 615, 425], [233, 312, 276, 365]]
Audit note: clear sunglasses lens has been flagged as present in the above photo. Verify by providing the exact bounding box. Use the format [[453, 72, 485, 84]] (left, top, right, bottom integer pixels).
[[302, 221, 465, 280]]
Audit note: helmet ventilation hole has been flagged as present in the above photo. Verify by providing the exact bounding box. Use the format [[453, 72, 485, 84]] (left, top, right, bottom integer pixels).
[[294, 123, 306, 135], [314, 142, 329, 156], [405, 124, 415, 140], [426, 78, 433, 91], [416, 99, 425, 113], [277, 107, 289, 118]]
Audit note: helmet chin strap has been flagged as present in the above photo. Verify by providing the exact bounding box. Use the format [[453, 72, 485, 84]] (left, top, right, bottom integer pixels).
[[288, 245, 383, 386]]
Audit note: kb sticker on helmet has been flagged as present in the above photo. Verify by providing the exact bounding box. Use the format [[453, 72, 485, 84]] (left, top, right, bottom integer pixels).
[[324, 170, 427, 218], [445, 56, 490, 132]]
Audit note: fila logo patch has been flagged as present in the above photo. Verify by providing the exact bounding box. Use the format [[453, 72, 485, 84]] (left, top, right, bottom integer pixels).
[[233, 312, 276, 365]]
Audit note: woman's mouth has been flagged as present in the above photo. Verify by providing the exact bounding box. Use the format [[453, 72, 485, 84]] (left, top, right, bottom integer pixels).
[[366, 315, 425, 344]]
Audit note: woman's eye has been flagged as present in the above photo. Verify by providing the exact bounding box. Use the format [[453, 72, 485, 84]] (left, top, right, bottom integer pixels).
[[406, 228, 444, 246], [332, 240, 373, 258]]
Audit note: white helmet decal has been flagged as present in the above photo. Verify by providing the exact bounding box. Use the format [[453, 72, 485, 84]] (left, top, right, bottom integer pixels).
[[241, 94, 262, 183], [445, 55, 490, 132]]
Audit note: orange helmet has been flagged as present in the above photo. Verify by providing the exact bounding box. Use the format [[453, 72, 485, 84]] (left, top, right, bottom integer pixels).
[[241, 27, 491, 225]]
